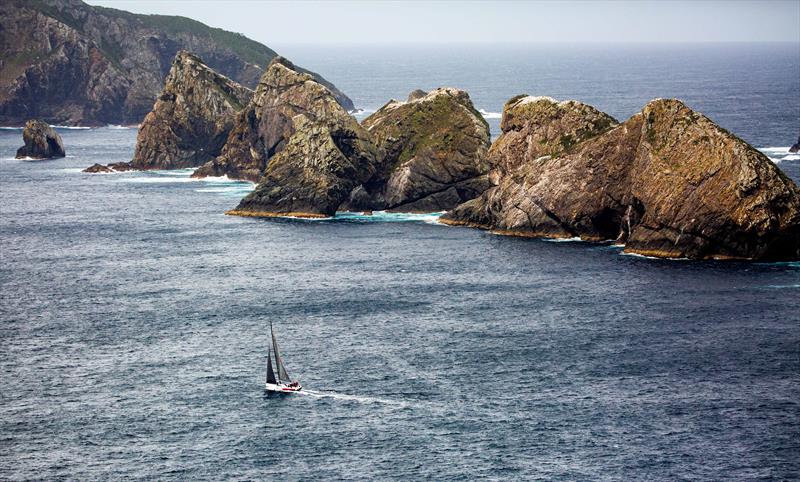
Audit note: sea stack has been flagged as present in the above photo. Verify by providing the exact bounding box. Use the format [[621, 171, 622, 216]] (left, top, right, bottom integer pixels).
[[15, 119, 65, 159], [442, 96, 800, 260], [342, 88, 491, 213], [223, 57, 379, 217], [129, 51, 253, 170], [194, 56, 351, 182]]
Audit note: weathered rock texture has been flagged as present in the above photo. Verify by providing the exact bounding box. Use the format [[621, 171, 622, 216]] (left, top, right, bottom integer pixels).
[[130, 51, 252, 170], [442, 96, 800, 260], [193, 56, 346, 182], [15, 119, 65, 159], [224, 58, 379, 217], [0, 0, 353, 126], [342, 88, 491, 212]]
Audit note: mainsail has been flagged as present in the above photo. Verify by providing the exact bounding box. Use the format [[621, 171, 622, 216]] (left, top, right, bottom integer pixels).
[[271, 322, 292, 383], [266, 346, 277, 384]]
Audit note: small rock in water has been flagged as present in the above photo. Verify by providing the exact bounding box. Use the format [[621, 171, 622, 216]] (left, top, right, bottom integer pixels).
[[82, 161, 135, 173], [790, 135, 799, 154], [83, 163, 113, 173], [15, 119, 65, 159]]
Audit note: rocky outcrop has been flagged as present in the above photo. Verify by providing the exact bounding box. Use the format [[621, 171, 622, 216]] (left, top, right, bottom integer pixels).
[[342, 88, 491, 213], [15, 119, 65, 159], [790, 135, 799, 154], [82, 162, 134, 173], [442, 96, 800, 260], [194, 56, 360, 183], [224, 58, 379, 218], [487, 95, 618, 181], [0, 0, 353, 126], [130, 51, 252, 170]]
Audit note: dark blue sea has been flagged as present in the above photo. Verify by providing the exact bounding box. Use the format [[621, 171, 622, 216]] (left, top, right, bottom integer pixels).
[[1, 43, 799, 480]]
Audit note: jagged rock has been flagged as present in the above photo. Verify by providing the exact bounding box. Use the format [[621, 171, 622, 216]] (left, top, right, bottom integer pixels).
[[15, 119, 65, 159], [82, 161, 135, 173], [442, 97, 800, 260], [194, 56, 360, 182], [83, 163, 113, 173], [225, 58, 379, 218], [130, 51, 252, 170], [790, 135, 800, 154], [0, 0, 353, 126], [407, 89, 427, 102], [342, 88, 491, 212]]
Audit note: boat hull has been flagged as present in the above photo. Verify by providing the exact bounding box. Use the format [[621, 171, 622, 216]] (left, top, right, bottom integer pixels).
[[265, 382, 302, 393]]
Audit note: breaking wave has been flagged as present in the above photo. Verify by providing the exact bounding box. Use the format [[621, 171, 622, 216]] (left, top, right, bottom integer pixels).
[[542, 236, 583, 243], [759, 146, 798, 164], [479, 108, 502, 119], [333, 211, 443, 224]]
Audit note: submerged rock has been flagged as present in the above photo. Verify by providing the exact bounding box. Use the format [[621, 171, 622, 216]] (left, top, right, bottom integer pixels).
[[83, 163, 113, 173], [342, 88, 491, 212], [225, 58, 379, 217], [83, 162, 135, 173], [15, 120, 65, 159], [790, 135, 799, 154], [130, 51, 253, 170], [443, 96, 800, 260]]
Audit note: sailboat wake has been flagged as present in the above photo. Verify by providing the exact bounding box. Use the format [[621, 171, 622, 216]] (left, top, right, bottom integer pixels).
[[299, 389, 409, 407]]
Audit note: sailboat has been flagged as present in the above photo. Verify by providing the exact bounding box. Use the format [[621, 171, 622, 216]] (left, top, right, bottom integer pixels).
[[265, 321, 302, 393]]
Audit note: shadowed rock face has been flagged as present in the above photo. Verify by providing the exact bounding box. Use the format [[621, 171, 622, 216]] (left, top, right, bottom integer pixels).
[[224, 58, 379, 217], [443, 96, 800, 260], [0, 0, 353, 126], [130, 51, 253, 170], [15, 119, 65, 159], [342, 88, 491, 213]]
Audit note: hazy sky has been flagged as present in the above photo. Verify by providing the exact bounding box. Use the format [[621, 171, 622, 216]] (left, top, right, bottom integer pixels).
[[86, 0, 800, 45]]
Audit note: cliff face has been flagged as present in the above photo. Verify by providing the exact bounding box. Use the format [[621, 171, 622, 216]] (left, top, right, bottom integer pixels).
[[487, 95, 618, 182], [194, 57, 358, 182], [15, 119, 65, 159], [443, 96, 800, 260], [0, 0, 353, 126], [225, 58, 379, 218], [343, 88, 491, 213], [130, 51, 252, 170]]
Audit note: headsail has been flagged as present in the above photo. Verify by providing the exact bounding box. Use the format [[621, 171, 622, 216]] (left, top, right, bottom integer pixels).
[[266, 346, 277, 384], [271, 322, 292, 383]]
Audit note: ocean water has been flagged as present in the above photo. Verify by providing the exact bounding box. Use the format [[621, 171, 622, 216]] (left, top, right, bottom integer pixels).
[[1, 43, 800, 480]]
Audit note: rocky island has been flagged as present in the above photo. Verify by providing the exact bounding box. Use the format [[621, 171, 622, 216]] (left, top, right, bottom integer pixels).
[[442, 96, 800, 260], [342, 88, 491, 212], [15, 119, 65, 159], [223, 58, 379, 217], [62, 33, 798, 260]]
